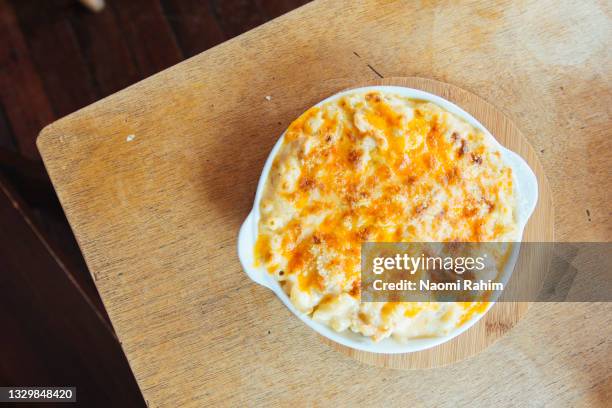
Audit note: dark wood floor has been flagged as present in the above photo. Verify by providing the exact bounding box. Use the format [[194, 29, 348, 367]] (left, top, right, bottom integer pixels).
[[0, 0, 309, 405]]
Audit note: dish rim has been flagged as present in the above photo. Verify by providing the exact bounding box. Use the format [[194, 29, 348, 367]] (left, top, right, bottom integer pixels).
[[237, 85, 539, 354]]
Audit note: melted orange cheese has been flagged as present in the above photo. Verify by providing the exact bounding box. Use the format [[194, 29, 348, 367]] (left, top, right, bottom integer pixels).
[[255, 91, 517, 341]]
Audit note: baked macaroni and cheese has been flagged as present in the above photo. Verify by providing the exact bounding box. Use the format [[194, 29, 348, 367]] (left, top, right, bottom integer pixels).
[[254, 90, 518, 342]]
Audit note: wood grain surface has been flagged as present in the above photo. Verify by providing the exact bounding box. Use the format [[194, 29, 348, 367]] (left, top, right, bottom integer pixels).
[[37, 0, 611, 406], [321, 76, 553, 369], [0, 175, 145, 406]]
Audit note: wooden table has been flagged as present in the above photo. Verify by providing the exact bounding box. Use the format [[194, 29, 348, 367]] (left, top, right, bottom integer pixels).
[[38, 1, 611, 406]]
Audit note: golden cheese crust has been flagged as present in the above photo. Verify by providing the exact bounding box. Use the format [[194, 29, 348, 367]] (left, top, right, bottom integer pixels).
[[255, 91, 517, 341]]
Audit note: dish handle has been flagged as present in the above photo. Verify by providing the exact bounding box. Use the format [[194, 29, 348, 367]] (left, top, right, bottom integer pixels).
[[504, 149, 539, 227], [237, 210, 273, 289]]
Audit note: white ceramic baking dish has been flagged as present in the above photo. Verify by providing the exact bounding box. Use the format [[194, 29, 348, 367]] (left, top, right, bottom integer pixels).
[[237, 86, 538, 354]]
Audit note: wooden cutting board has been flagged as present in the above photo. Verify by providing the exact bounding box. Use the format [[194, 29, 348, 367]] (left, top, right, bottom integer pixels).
[[322, 77, 553, 368], [36, 1, 610, 406]]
